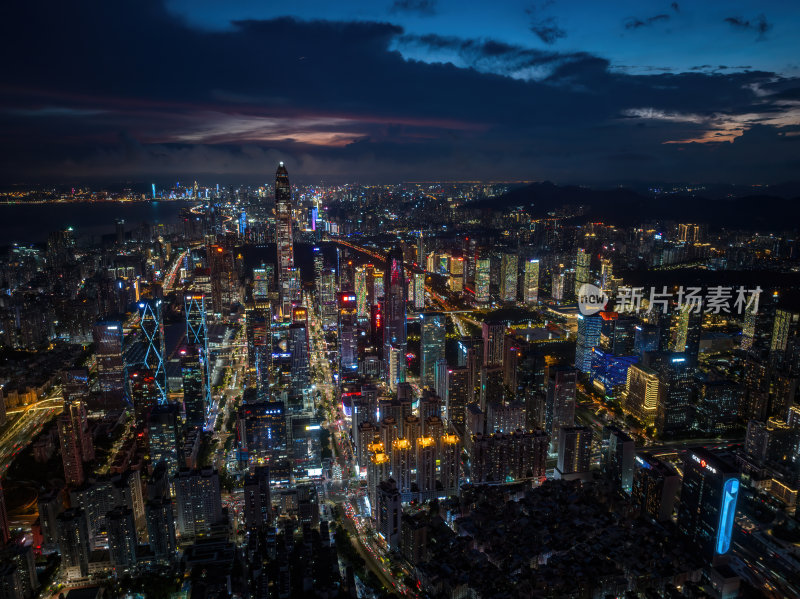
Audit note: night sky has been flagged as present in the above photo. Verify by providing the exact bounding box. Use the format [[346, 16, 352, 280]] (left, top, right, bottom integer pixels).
[[1, 0, 798, 185]]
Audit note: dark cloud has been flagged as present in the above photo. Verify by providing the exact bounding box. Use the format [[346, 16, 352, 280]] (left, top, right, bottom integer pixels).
[[671, 3, 680, 13], [0, 0, 797, 185], [526, 4, 567, 45], [624, 14, 670, 30], [389, 0, 436, 16], [530, 16, 567, 44], [725, 14, 772, 40]]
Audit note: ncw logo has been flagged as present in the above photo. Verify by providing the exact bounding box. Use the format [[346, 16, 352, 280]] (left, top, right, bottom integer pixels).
[[577, 283, 608, 316]]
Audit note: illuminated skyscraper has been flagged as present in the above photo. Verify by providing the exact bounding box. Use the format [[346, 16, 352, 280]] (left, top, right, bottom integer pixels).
[[58, 399, 94, 488], [475, 258, 490, 304], [338, 292, 358, 373], [500, 253, 518, 303], [93, 320, 127, 405], [523, 259, 539, 305], [384, 245, 407, 385], [138, 298, 167, 404], [678, 223, 701, 243], [148, 404, 180, 476], [129, 369, 159, 430], [770, 309, 799, 355], [420, 314, 446, 389], [624, 364, 660, 426], [656, 353, 693, 435], [575, 248, 591, 298], [246, 303, 271, 397], [184, 294, 211, 424], [181, 346, 205, 429], [413, 272, 425, 309], [449, 257, 464, 293], [355, 267, 369, 318], [677, 449, 739, 561], [275, 162, 295, 315], [289, 309, 310, 401], [238, 401, 287, 462], [253, 263, 273, 300], [545, 365, 576, 445], [741, 305, 757, 350], [673, 306, 701, 367], [575, 313, 602, 374], [482, 321, 505, 367]]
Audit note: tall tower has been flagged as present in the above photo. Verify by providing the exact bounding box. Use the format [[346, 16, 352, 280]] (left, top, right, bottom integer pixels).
[[384, 245, 407, 386], [275, 162, 296, 316], [575, 248, 591, 299], [184, 294, 211, 424], [138, 299, 168, 404]]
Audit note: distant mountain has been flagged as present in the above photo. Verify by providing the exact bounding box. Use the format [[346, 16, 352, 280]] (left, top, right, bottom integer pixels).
[[477, 181, 800, 231]]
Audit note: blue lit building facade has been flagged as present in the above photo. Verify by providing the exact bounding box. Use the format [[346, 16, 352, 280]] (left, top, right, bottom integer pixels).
[[575, 314, 602, 374], [138, 299, 168, 404], [677, 448, 740, 562]]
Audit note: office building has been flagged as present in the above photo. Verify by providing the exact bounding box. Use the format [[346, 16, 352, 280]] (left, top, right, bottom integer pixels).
[[575, 314, 602, 374], [138, 298, 168, 404], [545, 365, 576, 445], [604, 426, 635, 493], [181, 345, 206, 429], [384, 245, 407, 386], [420, 314, 446, 389], [500, 253, 518, 303], [129, 368, 159, 430], [677, 449, 740, 561], [475, 258, 490, 304], [632, 454, 681, 523], [245, 302, 271, 396], [184, 294, 211, 420], [575, 248, 590, 298], [93, 320, 127, 405], [148, 404, 180, 476], [238, 401, 287, 462], [275, 162, 296, 315], [413, 272, 425, 309], [624, 364, 660, 427], [338, 292, 358, 373], [243, 467, 271, 532], [482, 321, 505, 367], [58, 399, 94, 488], [523, 258, 539, 305], [656, 354, 693, 435]]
